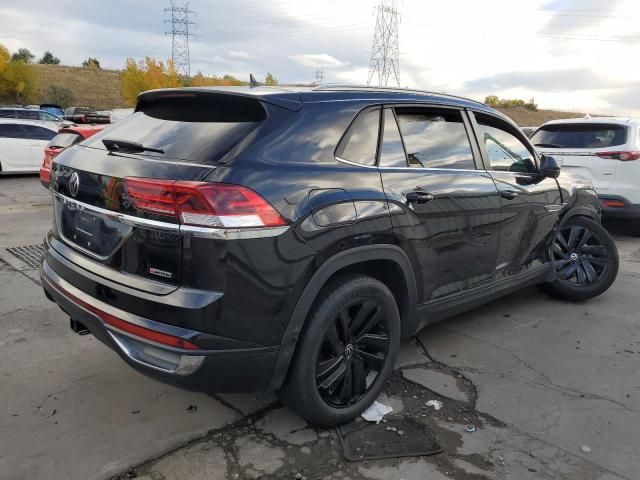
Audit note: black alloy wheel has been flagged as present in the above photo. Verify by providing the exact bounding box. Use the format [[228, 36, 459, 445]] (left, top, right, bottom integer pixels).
[[316, 298, 390, 408], [279, 274, 400, 427], [543, 217, 619, 301], [552, 224, 610, 286]]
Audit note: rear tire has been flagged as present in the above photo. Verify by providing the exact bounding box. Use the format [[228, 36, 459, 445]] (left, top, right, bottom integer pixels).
[[279, 274, 401, 427], [542, 217, 618, 301]]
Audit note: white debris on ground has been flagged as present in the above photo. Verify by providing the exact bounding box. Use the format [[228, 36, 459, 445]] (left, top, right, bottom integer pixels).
[[425, 399, 443, 411], [361, 401, 393, 423]]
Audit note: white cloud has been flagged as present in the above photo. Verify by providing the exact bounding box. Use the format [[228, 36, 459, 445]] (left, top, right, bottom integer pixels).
[[227, 49, 251, 60], [290, 53, 347, 69]]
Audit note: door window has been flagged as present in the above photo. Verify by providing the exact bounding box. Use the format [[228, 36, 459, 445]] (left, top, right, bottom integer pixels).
[[379, 108, 407, 167], [476, 115, 537, 173], [335, 108, 380, 166], [394, 107, 475, 169], [23, 125, 56, 141], [0, 124, 24, 138]]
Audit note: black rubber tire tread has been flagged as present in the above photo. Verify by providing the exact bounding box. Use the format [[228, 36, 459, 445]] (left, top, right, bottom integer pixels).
[[279, 274, 400, 427], [542, 217, 619, 301]]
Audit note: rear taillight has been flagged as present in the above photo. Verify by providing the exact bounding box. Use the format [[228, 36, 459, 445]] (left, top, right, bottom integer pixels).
[[596, 151, 640, 161], [602, 199, 626, 208], [123, 177, 288, 228], [40, 147, 64, 183]]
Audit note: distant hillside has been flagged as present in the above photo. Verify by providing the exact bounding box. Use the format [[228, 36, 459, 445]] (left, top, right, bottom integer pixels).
[[496, 107, 582, 127], [33, 64, 125, 110]]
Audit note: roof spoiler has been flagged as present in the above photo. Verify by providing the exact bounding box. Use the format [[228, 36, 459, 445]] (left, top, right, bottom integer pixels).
[[137, 87, 302, 112]]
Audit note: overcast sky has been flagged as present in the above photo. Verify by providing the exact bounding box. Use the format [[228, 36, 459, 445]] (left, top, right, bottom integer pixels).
[[1, 0, 639, 115]]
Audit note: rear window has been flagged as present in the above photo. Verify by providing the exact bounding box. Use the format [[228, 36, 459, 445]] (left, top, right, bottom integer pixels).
[[48, 132, 83, 149], [82, 92, 268, 163], [531, 123, 627, 149]]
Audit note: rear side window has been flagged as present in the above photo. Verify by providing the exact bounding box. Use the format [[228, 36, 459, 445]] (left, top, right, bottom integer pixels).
[[0, 110, 15, 118], [0, 124, 23, 138], [48, 132, 83, 149], [531, 123, 627, 149], [335, 108, 380, 166], [82, 92, 269, 163], [17, 110, 40, 120], [395, 107, 475, 169]]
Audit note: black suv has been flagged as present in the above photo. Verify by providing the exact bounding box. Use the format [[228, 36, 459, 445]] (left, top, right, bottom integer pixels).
[[41, 86, 619, 426]]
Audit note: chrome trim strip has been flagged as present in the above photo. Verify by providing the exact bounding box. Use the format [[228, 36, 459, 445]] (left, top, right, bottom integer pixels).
[[53, 192, 180, 232], [545, 204, 563, 212], [107, 331, 205, 376], [179, 225, 289, 239], [42, 261, 201, 341], [53, 192, 290, 240]]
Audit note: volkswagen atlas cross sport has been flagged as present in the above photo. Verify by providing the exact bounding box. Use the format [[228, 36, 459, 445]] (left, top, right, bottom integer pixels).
[[40, 86, 619, 426]]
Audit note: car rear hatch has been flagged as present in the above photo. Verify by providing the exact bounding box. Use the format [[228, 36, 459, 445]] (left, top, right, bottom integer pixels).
[[532, 122, 629, 189], [49, 88, 298, 293]]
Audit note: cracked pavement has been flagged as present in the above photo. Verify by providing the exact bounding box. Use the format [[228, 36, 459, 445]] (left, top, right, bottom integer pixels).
[[1, 177, 639, 480]]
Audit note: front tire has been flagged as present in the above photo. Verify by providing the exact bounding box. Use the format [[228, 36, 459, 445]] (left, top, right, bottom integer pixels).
[[542, 217, 619, 301], [279, 274, 401, 427]]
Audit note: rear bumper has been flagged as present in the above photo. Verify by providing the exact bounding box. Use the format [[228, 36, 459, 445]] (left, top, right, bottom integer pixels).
[[599, 195, 640, 220], [40, 258, 279, 393]]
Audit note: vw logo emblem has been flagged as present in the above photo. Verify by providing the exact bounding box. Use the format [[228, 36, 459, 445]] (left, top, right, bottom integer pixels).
[[69, 172, 80, 197], [344, 344, 354, 359], [570, 252, 579, 261]]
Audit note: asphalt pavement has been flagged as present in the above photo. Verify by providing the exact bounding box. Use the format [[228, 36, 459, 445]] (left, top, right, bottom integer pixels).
[[1, 175, 638, 480]]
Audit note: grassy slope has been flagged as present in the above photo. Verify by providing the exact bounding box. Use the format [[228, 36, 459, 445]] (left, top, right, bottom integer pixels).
[[34, 64, 125, 110], [31, 65, 584, 124], [496, 106, 583, 127]]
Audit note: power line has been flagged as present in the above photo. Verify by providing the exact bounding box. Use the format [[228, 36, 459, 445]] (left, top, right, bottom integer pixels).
[[368, 0, 400, 87], [164, 1, 196, 77]]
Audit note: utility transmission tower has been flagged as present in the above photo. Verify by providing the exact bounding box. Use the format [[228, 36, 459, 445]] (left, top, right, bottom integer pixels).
[[367, 0, 400, 87], [315, 69, 324, 85], [164, 1, 196, 77]]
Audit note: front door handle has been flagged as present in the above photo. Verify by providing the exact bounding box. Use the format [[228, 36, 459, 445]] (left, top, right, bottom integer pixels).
[[406, 191, 435, 204], [499, 190, 519, 200]]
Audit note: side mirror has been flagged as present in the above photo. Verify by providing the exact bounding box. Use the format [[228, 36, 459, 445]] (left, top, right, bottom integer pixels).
[[540, 155, 561, 179]]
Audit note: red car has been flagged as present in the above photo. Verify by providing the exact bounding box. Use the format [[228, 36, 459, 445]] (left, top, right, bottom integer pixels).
[[40, 125, 107, 189]]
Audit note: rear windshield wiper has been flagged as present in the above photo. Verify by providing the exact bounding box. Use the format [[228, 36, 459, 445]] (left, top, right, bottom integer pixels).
[[534, 143, 562, 148], [102, 138, 165, 154]]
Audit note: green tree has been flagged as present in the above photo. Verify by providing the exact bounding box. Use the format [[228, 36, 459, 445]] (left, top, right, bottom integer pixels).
[[264, 72, 278, 86], [43, 85, 76, 108], [11, 48, 35, 63], [484, 95, 499, 107], [0, 44, 9, 74], [38, 51, 60, 64], [82, 57, 101, 68], [0, 59, 37, 103], [120, 57, 181, 106]]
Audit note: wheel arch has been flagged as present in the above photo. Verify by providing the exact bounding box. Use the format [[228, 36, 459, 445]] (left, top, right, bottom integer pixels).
[[269, 244, 417, 390]]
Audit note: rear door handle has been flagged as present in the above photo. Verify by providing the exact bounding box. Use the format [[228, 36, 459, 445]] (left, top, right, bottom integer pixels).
[[499, 190, 519, 200], [406, 191, 435, 204]]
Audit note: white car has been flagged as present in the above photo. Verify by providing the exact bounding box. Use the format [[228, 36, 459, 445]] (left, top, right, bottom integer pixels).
[[0, 119, 58, 174], [531, 117, 640, 234]]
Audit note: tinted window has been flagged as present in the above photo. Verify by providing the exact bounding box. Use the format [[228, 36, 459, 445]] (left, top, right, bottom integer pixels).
[[23, 125, 56, 141], [379, 109, 407, 167], [531, 123, 627, 149], [476, 115, 536, 173], [0, 110, 15, 118], [395, 107, 475, 169], [0, 124, 23, 138], [48, 132, 82, 149], [83, 93, 268, 163], [335, 108, 380, 166], [39, 111, 60, 121], [16, 110, 40, 120]]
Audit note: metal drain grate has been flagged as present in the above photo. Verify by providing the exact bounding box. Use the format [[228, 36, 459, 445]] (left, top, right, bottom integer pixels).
[[6, 244, 45, 269]]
